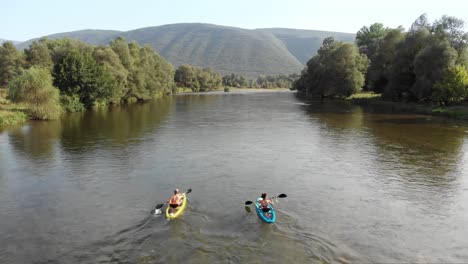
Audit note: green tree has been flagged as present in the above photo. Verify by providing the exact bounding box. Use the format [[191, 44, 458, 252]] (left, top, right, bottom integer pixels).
[[384, 27, 431, 100], [93, 46, 129, 103], [53, 49, 113, 109], [174, 65, 222, 91], [198, 68, 222, 91], [24, 38, 53, 69], [113, 40, 174, 101], [412, 40, 458, 101], [295, 39, 368, 98], [366, 28, 405, 93], [255, 74, 297, 88], [0, 41, 24, 87], [175, 65, 200, 91], [382, 15, 468, 102], [356, 23, 390, 91], [47, 38, 94, 66], [356, 23, 388, 57], [410, 14, 431, 32], [138, 45, 175, 97], [109, 37, 134, 70], [432, 65, 468, 105], [222, 73, 248, 87], [8, 67, 61, 119], [432, 15, 468, 53]]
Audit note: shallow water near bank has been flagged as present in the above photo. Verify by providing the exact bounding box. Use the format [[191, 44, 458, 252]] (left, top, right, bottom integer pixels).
[[1, 91, 468, 263]]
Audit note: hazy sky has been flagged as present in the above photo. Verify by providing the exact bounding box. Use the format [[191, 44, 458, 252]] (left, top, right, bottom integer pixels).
[[2, 0, 467, 41]]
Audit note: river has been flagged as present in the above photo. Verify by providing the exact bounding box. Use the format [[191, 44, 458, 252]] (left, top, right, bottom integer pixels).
[[1, 90, 468, 263]]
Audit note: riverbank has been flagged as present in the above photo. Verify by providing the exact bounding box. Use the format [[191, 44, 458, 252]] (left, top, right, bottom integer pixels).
[[0, 88, 28, 127], [346, 92, 468, 120], [0, 87, 290, 128]]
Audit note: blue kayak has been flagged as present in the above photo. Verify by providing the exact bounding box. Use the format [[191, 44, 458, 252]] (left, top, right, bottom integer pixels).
[[255, 197, 276, 223]]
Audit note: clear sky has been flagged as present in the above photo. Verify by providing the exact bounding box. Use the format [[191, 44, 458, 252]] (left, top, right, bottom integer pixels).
[[2, 0, 468, 41]]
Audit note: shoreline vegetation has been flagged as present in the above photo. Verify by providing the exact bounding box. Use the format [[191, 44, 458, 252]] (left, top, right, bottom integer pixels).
[[0, 34, 299, 128], [4, 87, 468, 128], [0, 86, 290, 128], [3, 14, 468, 127], [0, 88, 28, 127], [176, 87, 289, 94], [345, 92, 468, 120], [293, 14, 468, 122]]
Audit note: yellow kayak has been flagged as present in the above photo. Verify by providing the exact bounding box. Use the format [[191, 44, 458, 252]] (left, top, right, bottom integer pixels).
[[165, 193, 187, 219]]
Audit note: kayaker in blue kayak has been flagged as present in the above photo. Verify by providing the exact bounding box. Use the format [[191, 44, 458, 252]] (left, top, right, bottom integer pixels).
[[168, 189, 184, 214], [259, 193, 273, 217]]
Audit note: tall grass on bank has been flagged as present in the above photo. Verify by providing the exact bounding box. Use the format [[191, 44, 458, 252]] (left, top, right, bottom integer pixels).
[[347, 92, 468, 120], [0, 88, 28, 127]]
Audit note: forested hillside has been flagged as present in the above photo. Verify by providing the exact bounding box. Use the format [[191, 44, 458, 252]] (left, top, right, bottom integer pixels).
[[13, 24, 355, 77], [257, 28, 355, 64]]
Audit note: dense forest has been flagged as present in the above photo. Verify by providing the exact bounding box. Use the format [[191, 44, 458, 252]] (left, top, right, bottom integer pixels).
[[294, 14, 468, 106]]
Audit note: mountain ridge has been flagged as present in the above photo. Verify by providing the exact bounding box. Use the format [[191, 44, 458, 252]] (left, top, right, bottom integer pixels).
[[0, 38, 20, 44], [13, 23, 356, 78], [256, 28, 355, 64]]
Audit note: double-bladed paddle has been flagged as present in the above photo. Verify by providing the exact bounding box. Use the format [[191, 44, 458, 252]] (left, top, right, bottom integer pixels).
[[244, 193, 287, 206], [151, 188, 192, 214]]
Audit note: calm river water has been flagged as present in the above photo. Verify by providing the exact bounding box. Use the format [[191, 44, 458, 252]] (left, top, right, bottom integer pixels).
[[1, 91, 468, 263]]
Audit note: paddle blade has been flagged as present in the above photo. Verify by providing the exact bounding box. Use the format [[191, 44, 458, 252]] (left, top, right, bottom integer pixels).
[[186, 188, 192, 194], [154, 208, 162, 215], [155, 203, 165, 209], [245, 201, 253, 205], [277, 193, 287, 198], [244, 206, 251, 213]]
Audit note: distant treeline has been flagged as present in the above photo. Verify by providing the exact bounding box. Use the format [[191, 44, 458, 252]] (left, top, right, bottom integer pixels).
[[174, 64, 222, 92], [222, 73, 299, 89], [294, 14, 468, 106], [173, 66, 299, 91]]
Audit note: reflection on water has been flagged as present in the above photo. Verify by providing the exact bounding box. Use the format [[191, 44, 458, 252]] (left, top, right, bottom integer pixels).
[[6, 98, 174, 158], [300, 99, 468, 262], [60, 97, 174, 151], [7, 120, 63, 160], [1, 92, 468, 263], [367, 116, 464, 186], [302, 100, 464, 189]]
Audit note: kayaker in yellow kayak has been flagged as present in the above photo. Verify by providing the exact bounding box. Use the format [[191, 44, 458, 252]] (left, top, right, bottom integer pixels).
[[168, 189, 184, 214]]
